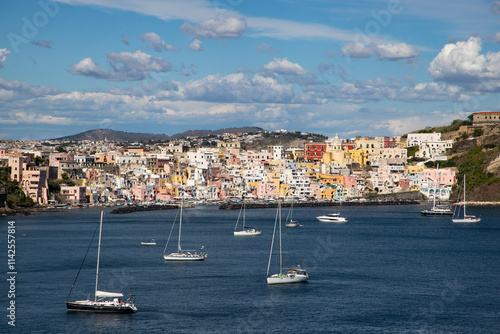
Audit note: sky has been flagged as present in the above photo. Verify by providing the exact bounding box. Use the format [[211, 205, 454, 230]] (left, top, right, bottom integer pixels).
[[0, 0, 499, 141]]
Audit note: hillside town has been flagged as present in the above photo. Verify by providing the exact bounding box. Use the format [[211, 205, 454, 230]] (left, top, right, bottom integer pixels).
[[1, 112, 500, 208]]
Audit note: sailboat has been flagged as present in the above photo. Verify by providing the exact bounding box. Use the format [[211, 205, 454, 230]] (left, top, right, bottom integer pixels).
[[66, 211, 137, 313], [421, 164, 453, 216], [233, 201, 261, 236], [163, 198, 206, 261], [285, 202, 299, 228], [452, 175, 481, 223], [267, 201, 308, 285]]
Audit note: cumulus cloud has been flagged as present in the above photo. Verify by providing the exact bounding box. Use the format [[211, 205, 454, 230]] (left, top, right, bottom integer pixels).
[[189, 39, 204, 51], [373, 43, 420, 62], [140, 32, 176, 51], [428, 36, 500, 92], [0, 49, 11, 69], [158, 72, 317, 104], [256, 43, 278, 54], [69, 50, 172, 81], [32, 40, 52, 48], [341, 42, 373, 58], [181, 15, 247, 39], [0, 78, 63, 100], [262, 58, 308, 75]]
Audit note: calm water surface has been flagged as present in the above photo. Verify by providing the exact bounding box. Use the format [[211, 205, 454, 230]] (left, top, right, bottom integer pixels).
[[1, 204, 500, 333]]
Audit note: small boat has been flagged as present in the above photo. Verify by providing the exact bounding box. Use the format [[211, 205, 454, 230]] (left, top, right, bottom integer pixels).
[[163, 198, 206, 261], [452, 175, 481, 223], [285, 202, 299, 228], [65, 212, 137, 313], [421, 164, 453, 216], [316, 213, 347, 223], [141, 239, 156, 246], [233, 201, 261, 236], [267, 201, 308, 285]]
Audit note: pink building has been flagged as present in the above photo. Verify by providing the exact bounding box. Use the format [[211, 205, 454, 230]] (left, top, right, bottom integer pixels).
[[343, 176, 357, 190], [257, 182, 278, 199], [21, 169, 49, 204], [421, 168, 457, 186], [59, 186, 87, 204], [49, 153, 74, 167]]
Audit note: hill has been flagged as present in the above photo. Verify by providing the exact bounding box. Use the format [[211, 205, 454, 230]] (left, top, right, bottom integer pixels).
[[419, 122, 500, 202], [52, 129, 170, 142], [52, 127, 265, 142]]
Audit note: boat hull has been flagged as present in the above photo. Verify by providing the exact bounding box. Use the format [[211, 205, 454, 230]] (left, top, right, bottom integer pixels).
[[267, 273, 309, 285], [452, 218, 481, 223], [316, 217, 347, 223], [66, 301, 137, 313], [234, 230, 261, 236], [421, 210, 453, 216], [285, 220, 299, 228], [163, 252, 205, 261]]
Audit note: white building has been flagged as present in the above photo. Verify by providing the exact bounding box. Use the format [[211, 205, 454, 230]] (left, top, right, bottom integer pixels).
[[406, 132, 441, 147]]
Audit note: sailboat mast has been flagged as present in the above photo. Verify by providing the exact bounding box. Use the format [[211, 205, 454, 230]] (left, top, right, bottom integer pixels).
[[279, 201, 282, 274], [94, 211, 103, 302], [434, 164, 439, 207], [242, 201, 246, 230], [178, 197, 183, 252], [463, 175, 467, 217]]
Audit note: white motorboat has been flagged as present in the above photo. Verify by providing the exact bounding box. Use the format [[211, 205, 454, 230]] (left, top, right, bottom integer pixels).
[[233, 201, 261, 236], [163, 198, 206, 261], [65, 212, 137, 313], [141, 239, 156, 246], [316, 213, 347, 223], [452, 175, 481, 223], [267, 201, 308, 285]]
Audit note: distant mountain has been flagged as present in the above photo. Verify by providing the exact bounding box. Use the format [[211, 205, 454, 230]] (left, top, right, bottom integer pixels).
[[52, 127, 265, 142], [52, 129, 170, 142]]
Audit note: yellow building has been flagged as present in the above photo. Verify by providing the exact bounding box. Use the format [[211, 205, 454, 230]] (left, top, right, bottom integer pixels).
[[348, 149, 368, 167]]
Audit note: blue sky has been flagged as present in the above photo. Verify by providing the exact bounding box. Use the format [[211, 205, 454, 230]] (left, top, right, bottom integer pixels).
[[0, 0, 499, 140]]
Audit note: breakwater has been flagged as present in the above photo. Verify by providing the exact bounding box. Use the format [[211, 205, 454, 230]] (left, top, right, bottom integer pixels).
[[219, 200, 420, 210], [110, 204, 179, 214]]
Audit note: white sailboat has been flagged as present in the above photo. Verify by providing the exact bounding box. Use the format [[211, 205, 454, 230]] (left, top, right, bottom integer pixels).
[[421, 164, 453, 216], [285, 202, 299, 228], [66, 211, 137, 313], [267, 201, 308, 285], [233, 201, 261, 236], [452, 175, 481, 223], [163, 198, 206, 261]]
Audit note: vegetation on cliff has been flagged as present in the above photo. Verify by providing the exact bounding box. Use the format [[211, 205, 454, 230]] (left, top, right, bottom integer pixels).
[[0, 167, 35, 208]]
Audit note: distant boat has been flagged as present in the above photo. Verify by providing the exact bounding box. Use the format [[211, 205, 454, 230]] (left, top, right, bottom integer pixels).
[[421, 164, 453, 216], [65, 211, 137, 313], [285, 202, 299, 228], [141, 239, 156, 246], [267, 201, 308, 285], [233, 201, 261, 236], [316, 212, 348, 223], [452, 175, 481, 223], [163, 198, 206, 261]]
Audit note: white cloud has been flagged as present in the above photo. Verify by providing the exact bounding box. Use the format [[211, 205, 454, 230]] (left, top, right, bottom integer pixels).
[[0, 78, 62, 100], [428, 36, 500, 92], [341, 42, 373, 58], [140, 32, 176, 51], [189, 39, 204, 51], [181, 15, 247, 39], [262, 58, 307, 75], [373, 43, 420, 62], [69, 50, 171, 81], [0, 49, 11, 69]]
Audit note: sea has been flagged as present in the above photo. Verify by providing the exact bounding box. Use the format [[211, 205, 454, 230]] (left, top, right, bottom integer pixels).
[[1, 204, 500, 334]]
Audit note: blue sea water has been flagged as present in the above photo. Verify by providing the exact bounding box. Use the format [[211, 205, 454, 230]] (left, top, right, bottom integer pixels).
[[1, 204, 500, 333]]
